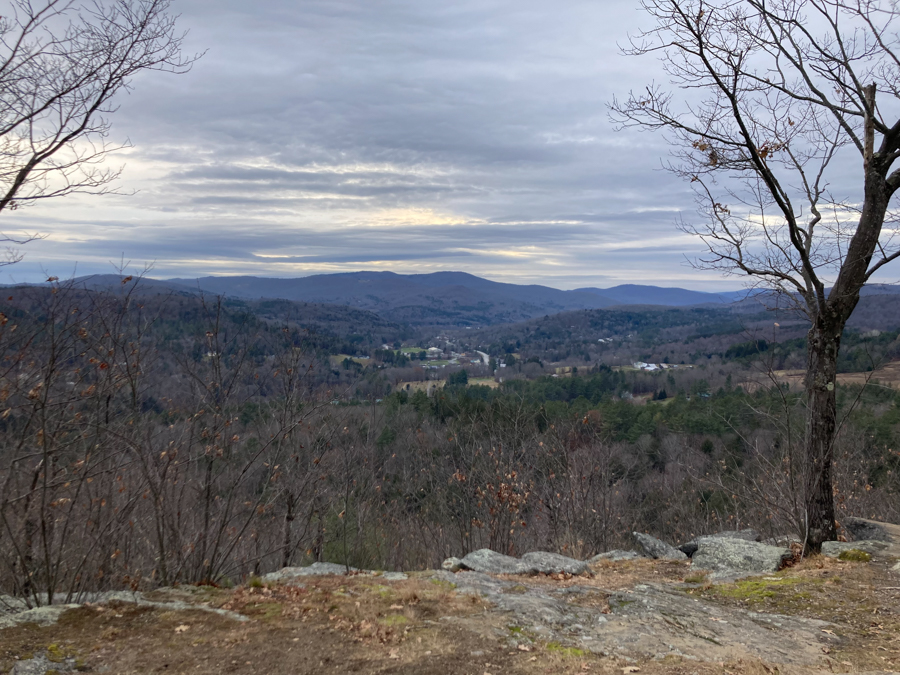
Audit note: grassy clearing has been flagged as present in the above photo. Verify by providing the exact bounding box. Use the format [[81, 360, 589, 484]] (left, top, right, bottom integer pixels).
[[708, 575, 810, 603], [329, 354, 371, 366], [468, 377, 499, 388]]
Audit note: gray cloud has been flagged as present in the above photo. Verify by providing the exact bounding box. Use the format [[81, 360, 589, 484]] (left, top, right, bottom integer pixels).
[[1, 0, 740, 290]]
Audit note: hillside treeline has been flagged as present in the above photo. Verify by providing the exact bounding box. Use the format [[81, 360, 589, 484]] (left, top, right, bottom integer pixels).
[[1, 282, 898, 607]]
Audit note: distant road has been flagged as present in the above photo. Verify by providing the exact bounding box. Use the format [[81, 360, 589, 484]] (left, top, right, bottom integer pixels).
[[476, 351, 490, 366]]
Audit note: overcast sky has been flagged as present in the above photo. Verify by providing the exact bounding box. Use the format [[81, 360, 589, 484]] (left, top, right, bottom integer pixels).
[[1, 0, 747, 290]]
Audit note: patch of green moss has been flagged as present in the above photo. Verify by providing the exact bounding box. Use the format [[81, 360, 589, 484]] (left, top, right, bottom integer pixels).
[[379, 614, 409, 626], [46, 643, 74, 663], [713, 576, 806, 603], [247, 575, 264, 589], [546, 642, 586, 658], [838, 549, 872, 562], [47, 644, 62, 662], [429, 578, 456, 591]]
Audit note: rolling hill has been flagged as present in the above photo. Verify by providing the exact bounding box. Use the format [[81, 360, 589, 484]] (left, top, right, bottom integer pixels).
[[31, 271, 900, 328]]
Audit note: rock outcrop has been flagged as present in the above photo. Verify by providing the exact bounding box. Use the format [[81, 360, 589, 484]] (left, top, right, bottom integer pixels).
[[458, 549, 527, 574], [262, 561, 356, 581], [454, 549, 589, 576], [589, 550, 644, 562], [441, 556, 463, 572], [632, 532, 688, 560], [427, 569, 838, 664], [9, 651, 77, 675], [691, 538, 792, 578], [821, 540, 889, 558], [679, 529, 761, 557], [261, 562, 407, 582], [520, 551, 589, 575], [844, 517, 900, 555]]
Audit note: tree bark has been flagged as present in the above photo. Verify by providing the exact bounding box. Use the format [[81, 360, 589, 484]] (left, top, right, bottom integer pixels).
[[803, 318, 841, 551], [282, 493, 295, 569]]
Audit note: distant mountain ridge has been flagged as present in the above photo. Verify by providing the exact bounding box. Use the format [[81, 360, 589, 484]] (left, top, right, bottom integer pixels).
[[575, 284, 728, 307], [165, 272, 726, 325], [39, 271, 900, 327]]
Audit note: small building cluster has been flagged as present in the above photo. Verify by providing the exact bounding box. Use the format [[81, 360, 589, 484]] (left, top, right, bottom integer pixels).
[[632, 361, 691, 372]]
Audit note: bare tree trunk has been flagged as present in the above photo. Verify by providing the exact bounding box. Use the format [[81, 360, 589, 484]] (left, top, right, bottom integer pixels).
[[803, 320, 840, 551], [282, 493, 295, 569]]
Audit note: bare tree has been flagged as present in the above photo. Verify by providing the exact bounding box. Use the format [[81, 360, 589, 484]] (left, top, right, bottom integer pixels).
[[612, 0, 900, 550], [0, 0, 199, 259]]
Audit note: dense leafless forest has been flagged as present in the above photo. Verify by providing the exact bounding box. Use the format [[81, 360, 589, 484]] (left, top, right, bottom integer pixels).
[[1, 279, 899, 607]]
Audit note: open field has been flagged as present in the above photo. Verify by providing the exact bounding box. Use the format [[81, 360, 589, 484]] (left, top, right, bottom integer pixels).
[[742, 360, 900, 392], [468, 377, 500, 388]]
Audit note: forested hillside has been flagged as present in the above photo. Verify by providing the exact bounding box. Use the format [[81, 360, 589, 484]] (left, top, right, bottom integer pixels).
[[2, 279, 899, 607]]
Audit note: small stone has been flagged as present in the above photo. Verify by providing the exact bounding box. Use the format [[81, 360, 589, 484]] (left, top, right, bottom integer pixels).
[[633, 532, 687, 560], [442, 557, 463, 572]]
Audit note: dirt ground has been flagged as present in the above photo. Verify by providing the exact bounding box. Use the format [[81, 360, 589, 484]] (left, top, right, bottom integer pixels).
[[1, 557, 898, 675]]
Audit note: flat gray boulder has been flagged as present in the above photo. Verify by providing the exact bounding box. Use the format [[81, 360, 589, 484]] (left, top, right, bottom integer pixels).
[[844, 516, 900, 544], [692, 538, 792, 579], [10, 652, 71, 675], [589, 550, 644, 562], [262, 561, 356, 581], [821, 540, 889, 558], [459, 549, 527, 574], [633, 532, 687, 560], [680, 529, 761, 557], [0, 604, 80, 630], [520, 551, 589, 575]]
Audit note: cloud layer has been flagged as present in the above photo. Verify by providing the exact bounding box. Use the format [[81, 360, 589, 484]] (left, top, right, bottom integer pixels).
[[1, 0, 741, 290]]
